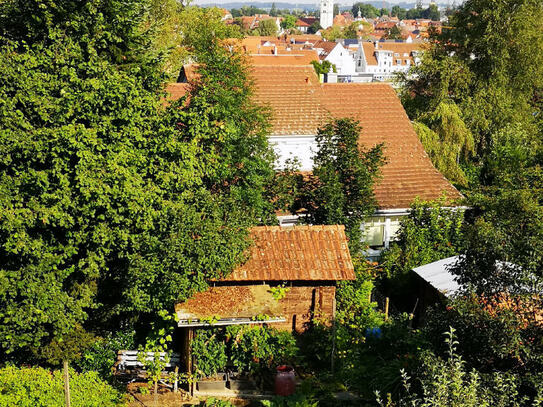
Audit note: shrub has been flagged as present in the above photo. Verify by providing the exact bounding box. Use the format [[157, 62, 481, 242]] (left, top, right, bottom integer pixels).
[[225, 325, 298, 377], [0, 365, 125, 407], [191, 329, 228, 378], [376, 328, 543, 407], [75, 330, 135, 382]]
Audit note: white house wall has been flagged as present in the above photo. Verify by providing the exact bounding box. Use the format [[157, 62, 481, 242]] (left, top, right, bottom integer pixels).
[[325, 45, 357, 76], [268, 135, 317, 171]]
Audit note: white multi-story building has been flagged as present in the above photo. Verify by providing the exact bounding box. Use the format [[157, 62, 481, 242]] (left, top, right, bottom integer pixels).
[[319, 0, 334, 29], [313, 40, 356, 76], [353, 41, 422, 81]]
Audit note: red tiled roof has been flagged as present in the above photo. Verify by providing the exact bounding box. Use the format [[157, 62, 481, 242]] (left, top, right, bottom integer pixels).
[[375, 21, 397, 30], [221, 225, 356, 281], [313, 40, 338, 55], [250, 65, 328, 135], [295, 19, 311, 27], [250, 53, 318, 66], [165, 58, 461, 209], [361, 42, 424, 66], [320, 83, 461, 208]]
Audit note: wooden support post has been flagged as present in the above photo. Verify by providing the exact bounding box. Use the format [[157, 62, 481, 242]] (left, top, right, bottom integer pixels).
[[174, 366, 179, 393], [385, 297, 390, 321], [63, 360, 71, 407], [188, 328, 194, 397], [331, 296, 337, 374]]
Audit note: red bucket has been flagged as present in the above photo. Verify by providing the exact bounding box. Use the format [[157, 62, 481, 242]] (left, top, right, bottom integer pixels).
[[274, 365, 295, 396]]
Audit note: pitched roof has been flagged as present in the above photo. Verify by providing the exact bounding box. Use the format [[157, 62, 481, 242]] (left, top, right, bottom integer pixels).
[[165, 61, 462, 209], [313, 40, 338, 56], [295, 18, 311, 27], [221, 225, 356, 281], [250, 65, 328, 135], [250, 53, 318, 66], [320, 83, 461, 208], [360, 42, 424, 66]]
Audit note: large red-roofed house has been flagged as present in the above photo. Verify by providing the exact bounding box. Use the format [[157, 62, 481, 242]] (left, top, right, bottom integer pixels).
[[166, 61, 462, 257]]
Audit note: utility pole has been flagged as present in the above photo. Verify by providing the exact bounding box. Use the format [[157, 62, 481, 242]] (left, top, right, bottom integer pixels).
[[63, 360, 71, 407]]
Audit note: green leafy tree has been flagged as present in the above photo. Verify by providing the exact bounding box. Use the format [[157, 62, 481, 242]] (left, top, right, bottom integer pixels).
[[401, 0, 543, 161], [257, 19, 278, 36], [422, 4, 440, 20], [413, 100, 475, 186], [301, 119, 385, 254], [379, 199, 464, 312], [270, 3, 278, 17], [321, 25, 344, 41], [391, 5, 407, 19], [352, 3, 379, 18], [308, 20, 322, 34], [311, 60, 337, 75], [385, 25, 403, 40], [281, 14, 297, 30], [0, 3, 275, 362], [380, 199, 465, 278]]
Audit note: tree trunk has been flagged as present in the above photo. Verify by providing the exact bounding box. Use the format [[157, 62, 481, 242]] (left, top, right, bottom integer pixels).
[[154, 380, 158, 407], [63, 360, 71, 407]]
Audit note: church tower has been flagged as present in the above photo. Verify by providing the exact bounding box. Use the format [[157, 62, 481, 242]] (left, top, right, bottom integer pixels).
[[320, 0, 334, 29]]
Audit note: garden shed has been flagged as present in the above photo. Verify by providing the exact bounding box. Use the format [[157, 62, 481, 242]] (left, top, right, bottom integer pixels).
[[176, 224, 355, 331], [175, 225, 356, 373]]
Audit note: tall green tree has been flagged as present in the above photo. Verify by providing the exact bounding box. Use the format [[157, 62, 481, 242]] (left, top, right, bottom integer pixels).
[[270, 3, 278, 16], [256, 19, 278, 36], [401, 0, 543, 163], [352, 3, 379, 18], [0, 3, 275, 362], [301, 119, 385, 254]]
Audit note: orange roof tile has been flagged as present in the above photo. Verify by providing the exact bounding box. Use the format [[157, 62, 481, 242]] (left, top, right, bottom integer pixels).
[[361, 42, 425, 66], [313, 40, 338, 55], [164, 56, 461, 209], [250, 53, 318, 66], [221, 225, 356, 281], [320, 83, 461, 208], [250, 65, 328, 135]]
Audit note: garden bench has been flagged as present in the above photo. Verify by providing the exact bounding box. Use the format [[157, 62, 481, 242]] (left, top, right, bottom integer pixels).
[[115, 350, 182, 389]]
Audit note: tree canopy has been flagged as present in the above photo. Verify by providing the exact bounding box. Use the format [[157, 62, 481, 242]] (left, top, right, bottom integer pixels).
[[0, 1, 275, 363]]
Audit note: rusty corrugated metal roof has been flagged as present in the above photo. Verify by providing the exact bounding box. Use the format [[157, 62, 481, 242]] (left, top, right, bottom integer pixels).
[[221, 225, 356, 281]]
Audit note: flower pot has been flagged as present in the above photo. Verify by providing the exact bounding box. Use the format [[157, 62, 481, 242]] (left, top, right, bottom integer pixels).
[[197, 373, 226, 392], [228, 379, 254, 391], [274, 365, 295, 396], [227, 371, 255, 391]]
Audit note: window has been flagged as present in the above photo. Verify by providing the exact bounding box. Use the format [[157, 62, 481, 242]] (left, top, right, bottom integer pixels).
[[394, 52, 399, 57], [403, 53, 409, 57], [396, 59, 402, 65], [364, 217, 385, 248]]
